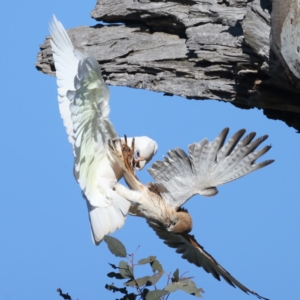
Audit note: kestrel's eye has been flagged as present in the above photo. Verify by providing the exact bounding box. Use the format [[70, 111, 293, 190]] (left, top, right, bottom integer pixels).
[[134, 150, 140, 160], [168, 220, 176, 227]]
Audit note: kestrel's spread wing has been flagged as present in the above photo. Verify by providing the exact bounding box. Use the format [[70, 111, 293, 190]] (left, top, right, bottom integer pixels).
[[109, 130, 272, 299], [49, 16, 157, 244], [148, 128, 274, 209]]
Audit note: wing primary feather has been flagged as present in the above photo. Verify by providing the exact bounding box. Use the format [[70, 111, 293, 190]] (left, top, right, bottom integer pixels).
[[216, 129, 246, 161], [188, 139, 208, 174], [198, 128, 229, 174], [148, 128, 273, 208]]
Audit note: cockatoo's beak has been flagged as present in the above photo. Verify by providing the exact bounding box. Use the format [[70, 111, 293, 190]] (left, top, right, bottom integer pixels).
[[135, 157, 147, 170]]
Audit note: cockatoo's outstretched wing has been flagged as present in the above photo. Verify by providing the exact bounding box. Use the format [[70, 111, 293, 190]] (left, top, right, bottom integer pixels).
[[49, 16, 78, 145], [148, 128, 274, 209], [49, 16, 128, 244], [49, 16, 158, 244], [147, 219, 269, 300]]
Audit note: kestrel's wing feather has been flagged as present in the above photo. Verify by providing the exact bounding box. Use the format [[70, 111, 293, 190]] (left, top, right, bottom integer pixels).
[[148, 128, 274, 209], [147, 220, 269, 300], [50, 16, 130, 244]]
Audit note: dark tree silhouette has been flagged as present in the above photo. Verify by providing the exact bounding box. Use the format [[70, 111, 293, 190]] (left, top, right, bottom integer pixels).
[[57, 288, 72, 300]]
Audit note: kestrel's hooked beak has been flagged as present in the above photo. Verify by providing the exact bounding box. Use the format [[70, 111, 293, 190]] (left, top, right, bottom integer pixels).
[[166, 225, 172, 232]]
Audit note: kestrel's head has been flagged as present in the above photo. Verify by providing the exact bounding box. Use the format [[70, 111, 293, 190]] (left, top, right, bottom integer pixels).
[[131, 136, 158, 170], [167, 209, 193, 234]]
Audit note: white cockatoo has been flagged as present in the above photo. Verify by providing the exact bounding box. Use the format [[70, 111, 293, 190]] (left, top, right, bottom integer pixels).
[[49, 16, 158, 244], [109, 128, 273, 299]]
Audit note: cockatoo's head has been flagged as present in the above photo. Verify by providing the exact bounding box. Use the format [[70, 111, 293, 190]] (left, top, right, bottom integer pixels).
[[166, 209, 193, 233], [132, 136, 158, 170]]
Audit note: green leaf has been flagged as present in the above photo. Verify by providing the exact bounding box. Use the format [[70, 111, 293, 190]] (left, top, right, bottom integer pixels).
[[146, 271, 164, 286], [141, 288, 150, 298], [179, 276, 194, 281], [124, 276, 150, 287], [104, 236, 127, 257], [164, 281, 184, 293], [179, 279, 203, 298], [172, 269, 179, 282], [105, 283, 128, 294], [119, 261, 133, 278], [108, 263, 118, 269], [145, 290, 169, 300], [137, 256, 157, 265], [119, 293, 137, 300], [150, 259, 163, 272], [107, 272, 124, 279]]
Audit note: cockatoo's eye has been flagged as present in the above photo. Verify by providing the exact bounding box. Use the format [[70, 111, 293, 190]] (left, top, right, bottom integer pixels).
[[134, 150, 140, 160]]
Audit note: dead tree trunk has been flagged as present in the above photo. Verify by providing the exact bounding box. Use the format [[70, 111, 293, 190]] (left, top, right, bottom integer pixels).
[[36, 0, 300, 132]]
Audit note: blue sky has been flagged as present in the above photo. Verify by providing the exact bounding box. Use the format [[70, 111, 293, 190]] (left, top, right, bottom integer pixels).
[[1, 1, 299, 300]]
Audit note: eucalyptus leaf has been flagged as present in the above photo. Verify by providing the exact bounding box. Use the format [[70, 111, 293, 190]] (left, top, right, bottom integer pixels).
[[172, 268, 179, 282], [137, 256, 156, 265], [119, 293, 137, 300], [107, 271, 124, 279], [150, 259, 163, 272], [108, 262, 118, 269], [146, 271, 164, 286], [105, 283, 128, 294], [164, 281, 186, 293], [119, 261, 133, 278], [104, 236, 127, 257], [145, 289, 169, 300], [180, 279, 203, 298], [178, 276, 194, 281], [124, 276, 150, 287], [141, 288, 150, 298]]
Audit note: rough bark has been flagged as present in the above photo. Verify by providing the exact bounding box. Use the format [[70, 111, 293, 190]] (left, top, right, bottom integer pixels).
[[36, 0, 300, 132]]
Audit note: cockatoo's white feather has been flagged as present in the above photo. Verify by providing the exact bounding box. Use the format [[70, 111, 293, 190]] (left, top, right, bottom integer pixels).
[[49, 16, 158, 244], [49, 16, 77, 145]]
